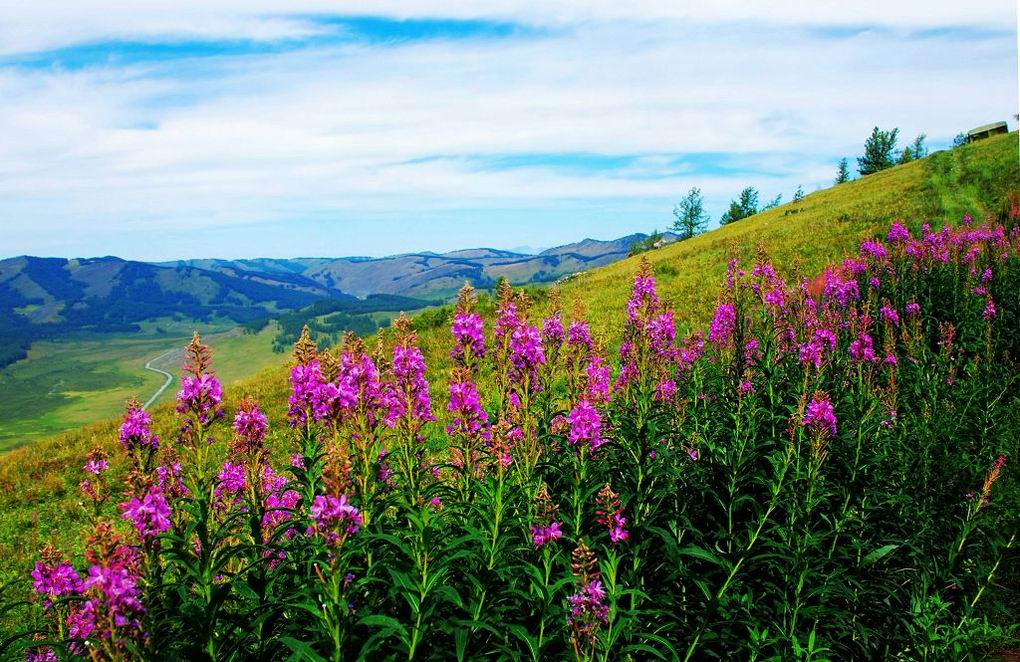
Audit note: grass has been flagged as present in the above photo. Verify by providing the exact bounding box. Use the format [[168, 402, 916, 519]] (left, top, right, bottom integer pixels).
[[0, 131, 1015, 592], [0, 324, 286, 450]]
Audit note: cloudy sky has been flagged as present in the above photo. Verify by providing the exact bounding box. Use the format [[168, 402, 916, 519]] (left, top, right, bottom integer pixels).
[[0, 2, 1016, 260]]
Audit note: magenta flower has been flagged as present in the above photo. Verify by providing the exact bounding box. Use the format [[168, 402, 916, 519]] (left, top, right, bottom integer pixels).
[[567, 321, 594, 353], [446, 376, 489, 440], [887, 222, 910, 244], [83, 448, 109, 476], [849, 331, 878, 364], [880, 305, 900, 327], [567, 400, 605, 452], [450, 312, 486, 365], [233, 399, 268, 454], [215, 461, 246, 501], [905, 301, 921, 317], [119, 406, 160, 453], [531, 521, 563, 548], [803, 393, 838, 438], [984, 298, 997, 320], [626, 271, 660, 324], [385, 343, 434, 429], [176, 373, 223, 423], [119, 486, 172, 543], [541, 313, 565, 351], [309, 494, 363, 547], [708, 302, 736, 349], [509, 325, 546, 385], [31, 561, 82, 605], [287, 360, 326, 427], [567, 580, 610, 630], [584, 355, 611, 404]]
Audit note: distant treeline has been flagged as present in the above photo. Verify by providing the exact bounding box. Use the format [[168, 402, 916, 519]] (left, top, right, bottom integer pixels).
[[248, 294, 437, 353]]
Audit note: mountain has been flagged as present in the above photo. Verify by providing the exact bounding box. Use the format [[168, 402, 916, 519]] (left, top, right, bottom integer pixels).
[[0, 232, 674, 368], [158, 232, 677, 298]]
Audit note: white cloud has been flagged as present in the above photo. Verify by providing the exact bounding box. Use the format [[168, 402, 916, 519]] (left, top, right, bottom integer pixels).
[[0, 3, 1015, 258]]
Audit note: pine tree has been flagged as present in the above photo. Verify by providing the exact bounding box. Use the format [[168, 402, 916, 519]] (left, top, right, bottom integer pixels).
[[671, 187, 710, 240], [857, 126, 900, 175], [793, 186, 804, 203], [835, 158, 850, 184], [719, 187, 759, 225]]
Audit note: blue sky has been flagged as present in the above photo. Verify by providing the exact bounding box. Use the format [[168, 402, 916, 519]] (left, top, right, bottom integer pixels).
[[0, 2, 1016, 260]]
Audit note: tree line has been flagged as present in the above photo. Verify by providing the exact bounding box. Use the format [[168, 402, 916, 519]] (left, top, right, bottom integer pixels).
[[669, 125, 937, 240]]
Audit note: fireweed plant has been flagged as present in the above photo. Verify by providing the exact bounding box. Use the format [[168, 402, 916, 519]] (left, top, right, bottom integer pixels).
[[14, 217, 1020, 660]]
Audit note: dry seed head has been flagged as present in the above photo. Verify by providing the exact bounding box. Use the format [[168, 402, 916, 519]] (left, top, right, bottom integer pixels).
[[293, 325, 319, 366]]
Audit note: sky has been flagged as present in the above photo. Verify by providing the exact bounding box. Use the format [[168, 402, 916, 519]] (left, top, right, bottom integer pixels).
[[0, 2, 1016, 261]]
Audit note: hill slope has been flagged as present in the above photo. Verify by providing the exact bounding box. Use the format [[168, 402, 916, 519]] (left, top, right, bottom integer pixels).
[[0, 131, 1016, 587]]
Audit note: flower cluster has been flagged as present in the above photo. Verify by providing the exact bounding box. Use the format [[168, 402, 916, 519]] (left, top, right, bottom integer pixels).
[[119, 402, 160, 453], [567, 400, 605, 452], [803, 392, 838, 438], [308, 494, 363, 547], [119, 486, 172, 544]]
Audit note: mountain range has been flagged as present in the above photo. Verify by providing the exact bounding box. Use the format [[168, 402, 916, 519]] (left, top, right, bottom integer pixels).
[[0, 232, 674, 367]]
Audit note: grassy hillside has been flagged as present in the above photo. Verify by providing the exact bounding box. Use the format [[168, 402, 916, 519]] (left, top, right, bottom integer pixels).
[[0, 131, 1016, 611], [0, 324, 287, 450]]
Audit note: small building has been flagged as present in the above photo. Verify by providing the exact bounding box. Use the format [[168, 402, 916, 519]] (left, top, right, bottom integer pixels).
[[967, 121, 1008, 143]]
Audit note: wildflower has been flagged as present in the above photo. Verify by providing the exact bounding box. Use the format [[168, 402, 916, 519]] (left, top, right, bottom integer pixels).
[[880, 304, 900, 327], [849, 331, 878, 364], [509, 325, 546, 385], [860, 239, 888, 261], [708, 302, 736, 349], [118, 402, 160, 453], [384, 342, 434, 429], [596, 484, 629, 544], [531, 484, 564, 548], [446, 374, 489, 440], [450, 312, 486, 365], [655, 379, 677, 401], [887, 222, 910, 244], [803, 392, 838, 438], [176, 373, 224, 424], [567, 401, 605, 452], [984, 298, 996, 320], [626, 261, 660, 324], [83, 448, 109, 475], [979, 455, 1006, 507], [905, 301, 921, 317], [584, 355, 611, 404], [567, 321, 595, 353], [215, 462, 246, 500], [31, 556, 82, 607], [287, 360, 326, 427], [567, 541, 609, 658], [119, 486, 172, 544], [541, 313, 565, 351], [308, 494, 363, 547], [232, 397, 268, 457]]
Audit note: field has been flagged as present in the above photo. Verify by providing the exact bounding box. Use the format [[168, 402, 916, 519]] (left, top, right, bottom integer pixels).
[[0, 133, 1017, 660], [0, 324, 286, 450]]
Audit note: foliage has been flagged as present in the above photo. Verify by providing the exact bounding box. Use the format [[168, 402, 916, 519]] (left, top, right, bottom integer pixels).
[[858, 126, 901, 175], [835, 158, 851, 185], [5, 214, 1020, 661], [672, 187, 710, 240], [720, 187, 760, 225], [627, 230, 665, 257]]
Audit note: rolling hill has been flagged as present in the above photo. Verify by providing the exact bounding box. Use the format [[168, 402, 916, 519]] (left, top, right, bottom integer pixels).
[[159, 232, 674, 299], [0, 131, 1016, 596]]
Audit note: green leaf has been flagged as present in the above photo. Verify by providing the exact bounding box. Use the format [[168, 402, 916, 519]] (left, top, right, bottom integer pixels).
[[863, 544, 898, 565], [281, 637, 328, 662]]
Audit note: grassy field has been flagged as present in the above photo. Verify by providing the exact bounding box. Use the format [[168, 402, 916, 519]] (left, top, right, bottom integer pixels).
[[0, 132, 1015, 591], [0, 324, 286, 450]]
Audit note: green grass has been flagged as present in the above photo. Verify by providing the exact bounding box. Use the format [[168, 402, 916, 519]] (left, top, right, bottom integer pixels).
[[0, 324, 286, 450]]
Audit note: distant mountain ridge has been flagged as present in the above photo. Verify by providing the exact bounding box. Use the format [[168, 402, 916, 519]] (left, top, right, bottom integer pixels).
[[156, 232, 677, 298], [0, 231, 674, 368]]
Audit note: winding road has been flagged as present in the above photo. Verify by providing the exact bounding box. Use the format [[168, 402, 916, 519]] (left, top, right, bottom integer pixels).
[[142, 350, 175, 410]]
